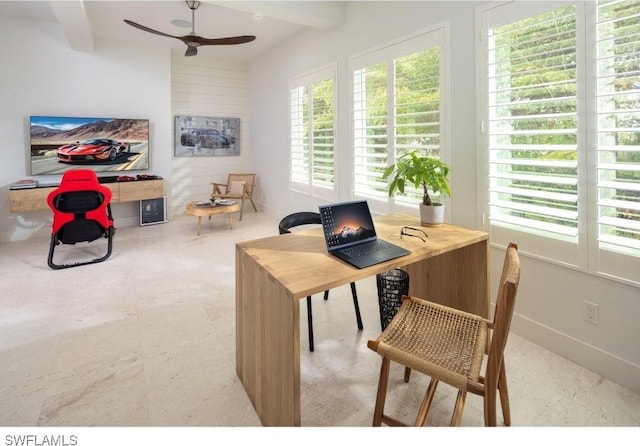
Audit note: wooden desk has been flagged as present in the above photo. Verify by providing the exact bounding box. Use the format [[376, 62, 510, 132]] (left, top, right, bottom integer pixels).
[[235, 213, 488, 426]]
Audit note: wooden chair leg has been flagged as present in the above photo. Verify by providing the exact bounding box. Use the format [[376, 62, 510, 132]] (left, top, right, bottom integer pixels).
[[450, 389, 467, 426], [415, 377, 439, 426], [239, 198, 245, 220], [248, 197, 258, 212], [350, 282, 363, 330], [498, 358, 511, 425], [372, 357, 390, 426], [484, 385, 498, 426], [306, 295, 314, 352], [404, 367, 412, 383]]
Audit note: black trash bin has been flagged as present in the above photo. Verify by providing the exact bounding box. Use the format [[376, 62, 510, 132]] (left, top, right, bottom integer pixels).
[[376, 268, 410, 331]]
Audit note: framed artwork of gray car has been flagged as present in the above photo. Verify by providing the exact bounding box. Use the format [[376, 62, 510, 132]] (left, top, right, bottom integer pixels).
[[174, 115, 240, 157]]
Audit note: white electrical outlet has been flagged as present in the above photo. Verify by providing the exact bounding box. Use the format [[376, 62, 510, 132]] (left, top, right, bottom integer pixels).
[[583, 301, 599, 325]]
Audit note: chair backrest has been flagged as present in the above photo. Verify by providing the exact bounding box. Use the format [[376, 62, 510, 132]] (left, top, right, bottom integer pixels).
[[278, 212, 322, 234], [47, 169, 113, 243], [225, 173, 255, 195], [485, 242, 520, 389]]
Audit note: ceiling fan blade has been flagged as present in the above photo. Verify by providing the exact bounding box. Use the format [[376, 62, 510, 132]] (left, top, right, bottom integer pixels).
[[123, 20, 182, 41], [125, 1, 257, 57], [192, 35, 257, 46]]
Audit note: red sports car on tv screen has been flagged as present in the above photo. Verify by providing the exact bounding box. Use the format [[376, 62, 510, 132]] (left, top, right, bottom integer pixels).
[[56, 138, 130, 163]]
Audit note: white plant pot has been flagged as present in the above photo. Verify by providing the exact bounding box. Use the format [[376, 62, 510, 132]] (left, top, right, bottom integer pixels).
[[420, 203, 444, 226]]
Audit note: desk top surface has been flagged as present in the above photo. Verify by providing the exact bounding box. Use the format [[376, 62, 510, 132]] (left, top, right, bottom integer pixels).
[[237, 213, 488, 298]]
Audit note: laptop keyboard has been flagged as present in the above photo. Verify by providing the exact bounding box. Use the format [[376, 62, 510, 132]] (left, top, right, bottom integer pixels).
[[341, 240, 389, 258]]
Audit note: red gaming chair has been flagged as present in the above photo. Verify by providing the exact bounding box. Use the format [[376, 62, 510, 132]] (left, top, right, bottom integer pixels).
[[47, 169, 115, 269]]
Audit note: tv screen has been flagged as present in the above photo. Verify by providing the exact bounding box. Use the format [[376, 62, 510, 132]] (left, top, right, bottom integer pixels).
[[29, 116, 150, 175]]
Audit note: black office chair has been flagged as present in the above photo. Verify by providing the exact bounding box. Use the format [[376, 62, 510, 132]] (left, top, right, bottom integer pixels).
[[278, 212, 364, 352]]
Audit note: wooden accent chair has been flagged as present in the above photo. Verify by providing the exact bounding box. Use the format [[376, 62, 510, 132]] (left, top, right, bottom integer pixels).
[[211, 173, 257, 220], [278, 212, 363, 352], [367, 242, 520, 426]]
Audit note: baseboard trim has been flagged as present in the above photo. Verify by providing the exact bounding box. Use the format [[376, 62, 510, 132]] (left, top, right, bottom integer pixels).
[[511, 312, 640, 394]]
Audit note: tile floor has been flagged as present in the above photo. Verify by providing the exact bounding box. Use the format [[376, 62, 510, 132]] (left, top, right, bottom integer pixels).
[[1, 210, 639, 430]]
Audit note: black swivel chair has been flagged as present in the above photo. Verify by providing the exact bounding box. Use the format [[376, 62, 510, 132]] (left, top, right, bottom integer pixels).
[[278, 212, 364, 352]]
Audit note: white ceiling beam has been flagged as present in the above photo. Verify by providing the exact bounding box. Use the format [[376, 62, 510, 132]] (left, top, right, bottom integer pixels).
[[48, 0, 94, 52], [207, 1, 345, 29]]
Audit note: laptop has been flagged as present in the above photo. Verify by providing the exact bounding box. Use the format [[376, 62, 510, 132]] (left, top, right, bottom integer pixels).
[[318, 200, 410, 269]]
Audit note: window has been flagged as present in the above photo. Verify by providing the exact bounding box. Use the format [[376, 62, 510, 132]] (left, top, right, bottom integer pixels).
[[480, 0, 640, 284], [596, 0, 640, 255], [289, 65, 337, 199], [351, 26, 448, 211]]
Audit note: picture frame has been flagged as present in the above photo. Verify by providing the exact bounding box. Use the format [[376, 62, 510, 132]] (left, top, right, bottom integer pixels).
[[140, 197, 167, 226], [174, 115, 240, 157]]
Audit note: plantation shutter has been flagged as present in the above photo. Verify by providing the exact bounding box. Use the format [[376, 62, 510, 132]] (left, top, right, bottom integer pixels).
[[393, 47, 441, 204], [487, 4, 579, 238], [352, 28, 445, 205], [353, 59, 389, 199], [290, 85, 310, 189], [289, 66, 336, 199], [596, 0, 640, 253], [311, 79, 335, 190]]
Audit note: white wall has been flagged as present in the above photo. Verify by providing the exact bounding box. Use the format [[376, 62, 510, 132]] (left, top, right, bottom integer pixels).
[[170, 50, 254, 218], [0, 15, 172, 242], [0, 15, 255, 240], [248, 1, 640, 393]]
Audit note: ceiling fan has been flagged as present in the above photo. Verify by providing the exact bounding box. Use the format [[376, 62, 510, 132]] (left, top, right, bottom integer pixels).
[[124, 1, 256, 57]]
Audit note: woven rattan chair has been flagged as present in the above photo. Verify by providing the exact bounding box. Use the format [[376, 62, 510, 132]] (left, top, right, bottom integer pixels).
[[279, 211, 363, 352], [367, 242, 520, 426], [211, 173, 257, 220]]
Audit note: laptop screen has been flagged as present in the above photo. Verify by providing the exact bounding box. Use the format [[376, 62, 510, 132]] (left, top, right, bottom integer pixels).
[[319, 200, 377, 251]]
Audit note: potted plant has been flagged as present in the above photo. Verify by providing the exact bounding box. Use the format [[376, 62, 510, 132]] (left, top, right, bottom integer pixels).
[[382, 150, 451, 226]]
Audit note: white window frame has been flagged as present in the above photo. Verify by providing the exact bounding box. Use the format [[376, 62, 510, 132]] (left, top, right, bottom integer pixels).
[[289, 64, 338, 200], [477, 1, 640, 286], [349, 24, 450, 216]]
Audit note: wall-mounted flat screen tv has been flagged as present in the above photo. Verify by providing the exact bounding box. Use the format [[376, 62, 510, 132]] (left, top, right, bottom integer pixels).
[[29, 116, 150, 175]]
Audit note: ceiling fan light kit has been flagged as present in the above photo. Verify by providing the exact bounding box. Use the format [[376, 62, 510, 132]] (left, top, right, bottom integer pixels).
[[124, 0, 256, 57], [170, 19, 191, 28]]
